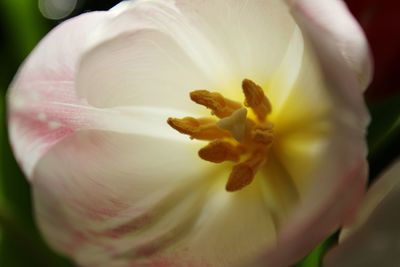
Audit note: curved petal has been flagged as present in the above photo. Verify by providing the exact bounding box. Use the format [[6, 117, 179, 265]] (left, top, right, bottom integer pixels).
[[7, 11, 195, 179], [241, 1, 371, 265], [286, 0, 373, 93], [33, 130, 280, 267], [285, 0, 373, 140], [245, 147, 367, 267], [7, 12, 108, 177], [324, 160, 400, 267], [272, 22, 370, 206], [76, 0, 297, 109]]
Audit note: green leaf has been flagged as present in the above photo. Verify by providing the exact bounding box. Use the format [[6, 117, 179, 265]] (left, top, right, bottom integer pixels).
[[367, 92, 400, 181], [0, 0, 47, 61], [294, 235, 336, 267], [295, 244, 325, 267]]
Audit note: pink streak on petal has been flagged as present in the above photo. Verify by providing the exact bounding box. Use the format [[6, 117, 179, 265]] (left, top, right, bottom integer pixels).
[[8, 12, 107, 179]]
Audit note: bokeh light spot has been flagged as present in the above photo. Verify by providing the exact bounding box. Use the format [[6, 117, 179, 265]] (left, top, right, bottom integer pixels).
[[38, 0, 77, 20]]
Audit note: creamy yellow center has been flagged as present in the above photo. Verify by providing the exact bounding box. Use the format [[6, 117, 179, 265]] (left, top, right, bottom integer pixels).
[[168, 79, 274, 192]]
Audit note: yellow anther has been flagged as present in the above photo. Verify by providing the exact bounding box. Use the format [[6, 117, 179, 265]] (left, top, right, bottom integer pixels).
[[242, 79, 272, 122], [190, 90, 242, 118], [167, 117, 231, 140], [198, 140, 241, 163], [226, 151, 266, 192], [251, 123, 274, 146], [167, 79, 274, 192]]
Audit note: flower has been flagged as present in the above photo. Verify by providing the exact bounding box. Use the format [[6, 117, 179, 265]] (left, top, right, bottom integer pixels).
[[324, 160, 400, 267], [7, 0, 372, 267]]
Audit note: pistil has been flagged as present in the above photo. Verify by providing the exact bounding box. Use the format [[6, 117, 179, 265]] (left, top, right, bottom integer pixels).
[[217, 108, 248, 142], [167, 79, 274, 192]]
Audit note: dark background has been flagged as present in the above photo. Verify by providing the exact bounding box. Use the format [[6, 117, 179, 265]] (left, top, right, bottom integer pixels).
[[0, 1, 399, 266]]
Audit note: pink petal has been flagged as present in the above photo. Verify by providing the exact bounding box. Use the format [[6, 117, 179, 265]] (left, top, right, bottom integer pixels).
[[324, 160, 400, 267], [287, 0, 373, 94], [7, 12, 108, 178]]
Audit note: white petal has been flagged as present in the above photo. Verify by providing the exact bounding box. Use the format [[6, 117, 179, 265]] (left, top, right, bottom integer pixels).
[[33, 130, 209, 266], [246, 158, 367, 267], [266, 26, 304, 114], [76, 0, 297, 108], [245, 2, 371, 264], [77, 26, 213, 111], [324, 160, 400, 267], [173, 0, 297, 86], [273, 31, 370, 194], [33, 130, 281, 267]]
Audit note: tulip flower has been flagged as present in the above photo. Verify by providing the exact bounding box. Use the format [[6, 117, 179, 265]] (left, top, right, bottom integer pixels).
[[7, 0, 372, 266], [324, 160, 400, 267]]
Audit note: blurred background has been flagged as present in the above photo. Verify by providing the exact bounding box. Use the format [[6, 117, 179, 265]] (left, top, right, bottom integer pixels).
[[0, 0, 399, 266]]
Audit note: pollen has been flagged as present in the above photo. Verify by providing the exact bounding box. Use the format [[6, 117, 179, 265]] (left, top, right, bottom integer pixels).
[[168, 79, 274, 192]]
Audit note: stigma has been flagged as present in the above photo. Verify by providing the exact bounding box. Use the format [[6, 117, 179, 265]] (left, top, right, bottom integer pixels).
[[168, 79, 274, 192]]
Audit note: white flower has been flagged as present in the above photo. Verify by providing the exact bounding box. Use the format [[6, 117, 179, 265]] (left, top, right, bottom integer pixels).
[[7, 0, 372, 266]]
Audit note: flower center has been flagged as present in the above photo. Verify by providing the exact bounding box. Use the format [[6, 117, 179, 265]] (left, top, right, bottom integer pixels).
[[167, 79, 274, 192]]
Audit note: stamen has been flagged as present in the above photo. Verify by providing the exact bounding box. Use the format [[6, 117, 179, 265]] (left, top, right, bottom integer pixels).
[[251, 123, 274, 146], [226, 151, 266, 192], [167, 117, 231, 140], [217, 108, 248, 142], [242, 79, 272, 122], [198, 140, 241, 163], [167, 80, 274, 192], [190, 90, 242, 118]]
